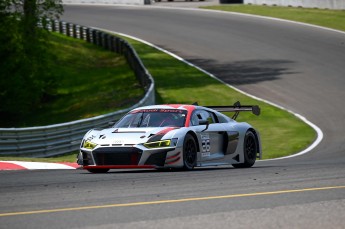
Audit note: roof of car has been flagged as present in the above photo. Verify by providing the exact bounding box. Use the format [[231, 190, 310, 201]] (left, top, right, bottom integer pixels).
[[133, 104, 198, 112]]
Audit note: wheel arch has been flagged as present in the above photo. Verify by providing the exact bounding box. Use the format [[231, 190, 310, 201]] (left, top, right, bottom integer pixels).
[[186, 130, 200, 153], [248, 128, 262, 159]]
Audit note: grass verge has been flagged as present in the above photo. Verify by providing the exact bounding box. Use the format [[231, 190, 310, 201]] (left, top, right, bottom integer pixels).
[[202, 4, 345, 32], [4, 32, 144, 127]]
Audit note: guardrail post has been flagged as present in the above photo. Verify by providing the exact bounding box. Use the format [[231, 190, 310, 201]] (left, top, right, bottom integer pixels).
[[114, 37, 119, 53], [103, 34, 109, 50], [119, 39, 123, 55], [51, 20, 56, 32], [80, 26, 84, 40], [66, 23, 71, 37], [97, 31, 102, 47], [59, 21, 63, 34], [92, 30, 97, 45], [73, 24, 77, 38], [110, 36, 115, 52], [86, 28, 91, 43]]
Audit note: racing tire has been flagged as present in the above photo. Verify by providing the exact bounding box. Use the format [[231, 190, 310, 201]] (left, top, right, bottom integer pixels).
[[232, 130, 257, 168], [183, 134, 197, 170], [87, 169, 110, 173]]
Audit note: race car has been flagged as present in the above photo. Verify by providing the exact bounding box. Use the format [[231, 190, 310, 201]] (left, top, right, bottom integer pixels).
[[78, 102, 261, 173]]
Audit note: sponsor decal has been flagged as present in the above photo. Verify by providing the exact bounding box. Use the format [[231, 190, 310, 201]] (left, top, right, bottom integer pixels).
[[131, 109, 185, 114], [201, 134, 211, 157], [86, 135, 96, 141], [202, 152, 210, 157], [200, 133, 209, 140]]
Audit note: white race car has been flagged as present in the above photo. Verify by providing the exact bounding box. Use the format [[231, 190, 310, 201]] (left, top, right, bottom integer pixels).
[[78, 102, 261, 173]]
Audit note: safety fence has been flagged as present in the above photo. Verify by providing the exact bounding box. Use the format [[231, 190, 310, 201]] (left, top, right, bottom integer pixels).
[[0, 20, 155, 157]]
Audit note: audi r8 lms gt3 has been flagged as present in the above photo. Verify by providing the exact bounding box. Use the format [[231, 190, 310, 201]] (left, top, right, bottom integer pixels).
[[78, 102, 261, 173]]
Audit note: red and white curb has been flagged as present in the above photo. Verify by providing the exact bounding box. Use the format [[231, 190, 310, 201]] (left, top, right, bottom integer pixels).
[[0, 161, 79, 170]]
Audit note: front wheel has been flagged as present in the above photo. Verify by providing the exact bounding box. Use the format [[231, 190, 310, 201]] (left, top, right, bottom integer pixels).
[[232, 130, 257, 168], [183, 134, 197, 170]]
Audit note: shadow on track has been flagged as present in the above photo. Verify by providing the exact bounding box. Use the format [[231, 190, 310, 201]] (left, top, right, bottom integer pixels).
[[187, 58, 298, 85]]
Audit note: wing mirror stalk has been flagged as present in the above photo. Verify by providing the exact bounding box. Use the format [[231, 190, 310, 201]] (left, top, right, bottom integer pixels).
[[199, 120, 209, 132]]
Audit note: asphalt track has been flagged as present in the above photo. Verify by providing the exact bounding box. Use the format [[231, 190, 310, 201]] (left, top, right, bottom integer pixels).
[[1, 2, 345, 228]]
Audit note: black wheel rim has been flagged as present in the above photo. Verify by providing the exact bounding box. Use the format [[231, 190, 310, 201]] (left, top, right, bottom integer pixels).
[[184, 139, 196, 167], [245, 135, 256, 161]]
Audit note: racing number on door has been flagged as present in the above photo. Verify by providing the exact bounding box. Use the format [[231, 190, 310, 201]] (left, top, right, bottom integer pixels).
[[201, 134, 210, 157]]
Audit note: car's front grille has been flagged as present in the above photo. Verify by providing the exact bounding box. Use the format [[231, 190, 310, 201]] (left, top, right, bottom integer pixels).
[[92, 147, 142, 165]]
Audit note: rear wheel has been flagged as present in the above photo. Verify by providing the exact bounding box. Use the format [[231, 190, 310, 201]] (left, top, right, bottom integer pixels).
[[183, 134, 197, 170], [232, 130, 257, 168], [87, 169, 110, 173]]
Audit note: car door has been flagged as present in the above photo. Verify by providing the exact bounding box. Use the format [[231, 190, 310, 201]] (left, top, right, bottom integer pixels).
[[190, 109, 226, 162]]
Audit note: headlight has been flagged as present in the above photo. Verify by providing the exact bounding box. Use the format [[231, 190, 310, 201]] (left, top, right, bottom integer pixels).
[[83, 140, 98, 150], [144, 140, 171, 148]]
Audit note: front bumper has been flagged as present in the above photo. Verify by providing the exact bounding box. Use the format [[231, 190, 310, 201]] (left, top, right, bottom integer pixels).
[[79, 145, 182, 169]]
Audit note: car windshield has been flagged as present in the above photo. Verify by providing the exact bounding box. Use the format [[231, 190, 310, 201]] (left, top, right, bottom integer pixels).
[[114, 109, 187, 128]]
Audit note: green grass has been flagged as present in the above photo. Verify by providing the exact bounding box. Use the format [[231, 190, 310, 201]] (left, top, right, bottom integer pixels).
[[202, 4, 345, 32], [8, 32, 144, 127]]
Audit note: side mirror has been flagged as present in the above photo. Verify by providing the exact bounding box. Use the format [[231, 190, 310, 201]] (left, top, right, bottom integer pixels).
[[199, 120, 209, 132]]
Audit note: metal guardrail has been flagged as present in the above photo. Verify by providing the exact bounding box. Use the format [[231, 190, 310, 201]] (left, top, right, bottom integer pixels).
[[0, 20, 155, 157], [63, 0, 152, 5]]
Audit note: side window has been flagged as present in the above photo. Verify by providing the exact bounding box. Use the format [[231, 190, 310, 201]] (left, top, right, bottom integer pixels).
[[191, 110, 217, 126], [204, 111, 216, 124], [216, 113, 228, 123]]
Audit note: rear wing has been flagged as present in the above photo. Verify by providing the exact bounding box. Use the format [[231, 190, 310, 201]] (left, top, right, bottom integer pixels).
[[207, 101, 260, 120]]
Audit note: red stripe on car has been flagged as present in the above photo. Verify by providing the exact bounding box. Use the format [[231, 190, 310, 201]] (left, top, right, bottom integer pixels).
[[156, 127, 178, 135], [83, 165, 156, 169]]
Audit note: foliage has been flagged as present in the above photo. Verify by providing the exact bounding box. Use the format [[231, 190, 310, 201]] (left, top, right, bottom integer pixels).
[[0, 32, 144, 127], [0, 0, 63, 120]]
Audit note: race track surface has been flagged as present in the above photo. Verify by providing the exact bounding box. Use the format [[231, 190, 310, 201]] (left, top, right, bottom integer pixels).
[[1, 3, 344, 228]]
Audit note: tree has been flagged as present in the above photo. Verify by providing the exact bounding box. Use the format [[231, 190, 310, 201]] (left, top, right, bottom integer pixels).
[[0, 0, 63, 125]]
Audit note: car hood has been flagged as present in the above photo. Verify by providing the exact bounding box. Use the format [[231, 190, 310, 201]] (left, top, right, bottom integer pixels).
[[85, 127, 179, 145]]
